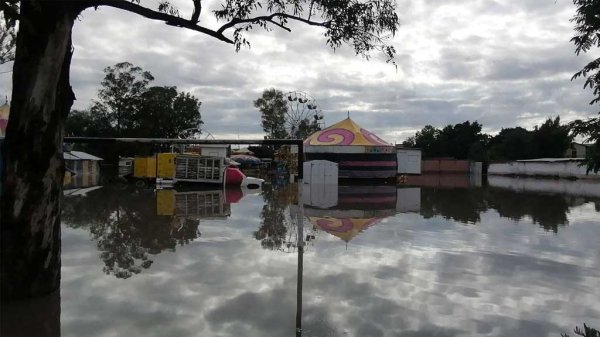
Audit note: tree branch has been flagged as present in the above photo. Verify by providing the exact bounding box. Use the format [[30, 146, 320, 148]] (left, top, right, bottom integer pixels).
[[190, 0, 201, 24], [90, 0, 233, 44], [217, 13, 329, 34]]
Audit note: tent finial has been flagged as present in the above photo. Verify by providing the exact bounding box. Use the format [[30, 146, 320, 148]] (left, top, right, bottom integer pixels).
[[347, 111, 350, 118]]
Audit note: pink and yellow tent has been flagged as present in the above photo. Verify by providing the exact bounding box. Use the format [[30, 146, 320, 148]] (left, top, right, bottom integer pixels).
[[304, 118, 396, 179]]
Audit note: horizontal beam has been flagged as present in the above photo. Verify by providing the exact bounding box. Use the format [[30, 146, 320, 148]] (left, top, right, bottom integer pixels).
[[64, 137, 303, 146]]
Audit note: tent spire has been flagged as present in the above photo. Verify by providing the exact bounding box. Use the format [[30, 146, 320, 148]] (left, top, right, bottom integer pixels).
[[347, 111, 350, 119]]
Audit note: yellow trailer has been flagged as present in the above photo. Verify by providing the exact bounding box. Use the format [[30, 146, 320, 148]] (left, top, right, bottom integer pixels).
[[133, 153, 224, 185], [133, 153, 177, 179]]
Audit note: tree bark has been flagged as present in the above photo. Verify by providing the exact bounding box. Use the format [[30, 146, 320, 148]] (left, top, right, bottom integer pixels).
[[1, 2, 84, 300]]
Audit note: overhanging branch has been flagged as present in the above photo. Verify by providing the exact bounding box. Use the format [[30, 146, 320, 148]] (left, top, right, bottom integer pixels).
[[90, 0, 233, 44], [217, 13, 329, 34], [190, 0, 201, 23]]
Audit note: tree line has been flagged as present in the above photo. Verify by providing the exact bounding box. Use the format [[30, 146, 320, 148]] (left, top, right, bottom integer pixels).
[[66, 62, 203, 139], [402, 117, 574, 162]]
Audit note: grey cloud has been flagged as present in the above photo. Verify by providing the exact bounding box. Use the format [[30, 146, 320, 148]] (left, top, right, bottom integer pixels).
[[0, 0, 593, 143]]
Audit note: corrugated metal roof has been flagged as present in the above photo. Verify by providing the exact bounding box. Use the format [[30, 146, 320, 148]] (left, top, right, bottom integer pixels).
[[64, 151, 103, 161]]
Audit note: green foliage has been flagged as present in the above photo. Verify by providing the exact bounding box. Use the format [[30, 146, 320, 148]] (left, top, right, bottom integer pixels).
[[67, 62, 202, 139], [405, 118, 573, 162], [570, 117, 600, 173], [488, 127, 537, 160], [213, 0, 399, 63], [254, 88, 291, 139], [571, 0, 600, 106], [406, 122, 487, 160], [533, 116, 572, 158], [570, 0, 600, 173], [490, 118, 571, 161], [92, 62, 155, 136], [137, 86, 203, 138], [294, 117, 321, 140], [412, 125, 441, 158]]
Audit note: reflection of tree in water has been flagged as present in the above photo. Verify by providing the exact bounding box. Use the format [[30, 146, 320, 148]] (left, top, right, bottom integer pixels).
[[485, 188, 571, 233], [419, 186, 599, 233], [62, 186, 201, 278], [255, 183, 297, 251], [420, 187, 488, 224]]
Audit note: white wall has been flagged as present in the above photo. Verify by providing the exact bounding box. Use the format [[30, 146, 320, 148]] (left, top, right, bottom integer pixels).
[[397, 149, 421, 174], [488, 161, 600, 179], [488, 176, 600, 198]]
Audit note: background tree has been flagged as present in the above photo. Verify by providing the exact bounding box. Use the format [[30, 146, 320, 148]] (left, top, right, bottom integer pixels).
[[136, 86, 203, 138], [532, 116, 572, 158], [1, 0, 399, 299], [254, 88, 323, 139], [254, 88, 289, 139], [488, 127, 537, 161], [294, 117, 321, 139], [92, 62, 154, 136], [65, 109, 111, 137], [437, 121, 487, 160], [570, 118, 600, 172], [405, 122, 486, 160], [570, 0, 600, 172], [410, 125, 441, 158]]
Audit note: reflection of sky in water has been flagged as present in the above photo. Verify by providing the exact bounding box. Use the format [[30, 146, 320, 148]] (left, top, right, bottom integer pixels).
[[59, 182, 600, 337]]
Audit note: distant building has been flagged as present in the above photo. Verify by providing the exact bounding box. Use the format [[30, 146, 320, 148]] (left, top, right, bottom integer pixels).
[[63, 151, 103, 188], [564, 142, 590, 158]]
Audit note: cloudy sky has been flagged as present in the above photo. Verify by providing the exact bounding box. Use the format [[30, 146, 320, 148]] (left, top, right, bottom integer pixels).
[[0, 0, 597, 143]]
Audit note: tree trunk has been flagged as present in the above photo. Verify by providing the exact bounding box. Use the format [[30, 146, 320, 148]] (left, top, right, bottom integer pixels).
[[1, 2, 84, 300]]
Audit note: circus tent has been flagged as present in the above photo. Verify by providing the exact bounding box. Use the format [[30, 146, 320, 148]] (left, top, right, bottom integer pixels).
[[304, 118, 396, 179]]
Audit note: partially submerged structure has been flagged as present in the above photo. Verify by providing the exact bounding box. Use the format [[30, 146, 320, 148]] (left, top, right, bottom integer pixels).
[[304, 118, 396, 179], [63, 150, 103, 188]]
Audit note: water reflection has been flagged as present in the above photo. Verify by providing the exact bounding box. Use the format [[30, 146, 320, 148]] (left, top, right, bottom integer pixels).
[[62, 186, 242, 278], [303, 185, 419, 242], [418, 178, 600, 232], [34, 176, 600, 337], [255, 183, 297, 251]]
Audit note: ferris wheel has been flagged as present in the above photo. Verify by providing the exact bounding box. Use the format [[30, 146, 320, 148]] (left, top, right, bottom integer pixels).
[[177, 126, 215, 140], [284, 91, 325, 138]]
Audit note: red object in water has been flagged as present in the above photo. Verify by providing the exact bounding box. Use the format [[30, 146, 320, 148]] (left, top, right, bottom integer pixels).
[[225, 187, 244, 203], [225, 167, 245, 185]]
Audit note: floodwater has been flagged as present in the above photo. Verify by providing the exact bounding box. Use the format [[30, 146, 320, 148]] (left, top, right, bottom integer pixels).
[[5, 175, 600, 337]]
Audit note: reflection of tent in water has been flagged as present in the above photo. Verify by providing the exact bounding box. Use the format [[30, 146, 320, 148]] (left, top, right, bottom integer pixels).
[[304, 118, 396, 179], [310, 216, 383, 242], [303, 185, 416, 242]]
